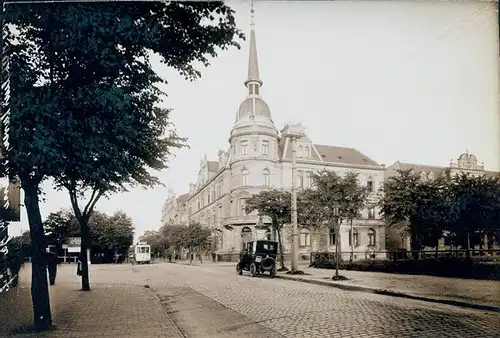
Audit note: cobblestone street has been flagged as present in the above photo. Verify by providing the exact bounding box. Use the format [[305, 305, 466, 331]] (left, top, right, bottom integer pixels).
[[3, 262, 499, 338]]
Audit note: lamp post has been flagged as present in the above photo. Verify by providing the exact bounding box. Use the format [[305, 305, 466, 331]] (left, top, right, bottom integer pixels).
[[281, 123, 306, 272], [332, 205, 340, 278]]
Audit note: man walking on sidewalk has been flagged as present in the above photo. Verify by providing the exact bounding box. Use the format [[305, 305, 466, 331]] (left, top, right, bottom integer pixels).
[[46, 249, 58, 285]]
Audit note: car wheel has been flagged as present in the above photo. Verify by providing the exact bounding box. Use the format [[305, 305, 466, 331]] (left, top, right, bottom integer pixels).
[[249, 263, 257, 277], [236, 264, 243, 275]]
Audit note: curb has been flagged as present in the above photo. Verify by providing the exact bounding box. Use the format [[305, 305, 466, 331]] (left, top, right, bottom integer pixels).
[[276, 274, 500, 313]]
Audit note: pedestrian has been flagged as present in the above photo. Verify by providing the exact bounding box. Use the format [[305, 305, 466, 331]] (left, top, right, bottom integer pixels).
[[8, 251, 23, 287], [211, 252, 216, 263], [46, 250, 58, 285], [77, 258, 82, 276]]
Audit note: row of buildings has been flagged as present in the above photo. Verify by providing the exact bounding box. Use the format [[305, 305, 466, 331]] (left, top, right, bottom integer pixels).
[[161, 21, 499, 261]]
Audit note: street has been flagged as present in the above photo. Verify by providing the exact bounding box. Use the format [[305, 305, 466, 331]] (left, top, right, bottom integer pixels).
[[93, 262, 499, 337], [4, 262, 499, 338]]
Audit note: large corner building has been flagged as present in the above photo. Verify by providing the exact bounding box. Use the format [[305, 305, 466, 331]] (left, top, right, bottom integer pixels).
[[162, 21, 387, 261]]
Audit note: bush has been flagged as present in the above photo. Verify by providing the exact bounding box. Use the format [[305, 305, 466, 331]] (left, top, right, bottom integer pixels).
[[312, 257, 500, 280]]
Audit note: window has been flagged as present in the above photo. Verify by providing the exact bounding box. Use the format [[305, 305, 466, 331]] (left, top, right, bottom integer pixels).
[[262, 141, 269, 155], [249, 84, 255, 95], [349, 229, 359, 247], [329, 228, 336, 246], [211, 189, 216, 201], [242, 169, 249, 186], [263, 169, 270, 186], [300, 228, 311, 247], [241, 226, 252, 244], [368, 228, 376, 246], [298, 172, 304, 188], [368, 207, 375, 219], [240, 199, 248, 215], [241, 141, 248, 155], [207, 192, 211, 204], [197, 199, 200, 210], [367, 177, 374, 192], [254, 85, 260, 95], [297, 146, 303, 157], [304, 146, 310, 158], [305, 172, 311, 188]]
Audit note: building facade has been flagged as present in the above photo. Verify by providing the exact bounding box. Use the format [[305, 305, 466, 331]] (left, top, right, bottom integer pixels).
[[385, 151, 500, 251], [178, 24, 387, 260], [161, 190, 190, 227]]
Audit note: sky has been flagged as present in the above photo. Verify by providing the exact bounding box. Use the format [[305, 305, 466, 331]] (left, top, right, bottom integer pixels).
[[7, 0, 500, 240]]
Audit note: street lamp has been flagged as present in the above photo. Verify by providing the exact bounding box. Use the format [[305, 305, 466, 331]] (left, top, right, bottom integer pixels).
[[332, 205, 341, 278], [281, 122, 306, 272]]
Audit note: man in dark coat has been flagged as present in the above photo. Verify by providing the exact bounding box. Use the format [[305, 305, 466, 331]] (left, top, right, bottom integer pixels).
[[46, 250, 58, 285]]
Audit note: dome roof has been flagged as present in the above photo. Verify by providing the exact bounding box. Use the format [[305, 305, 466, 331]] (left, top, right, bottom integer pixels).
[[237, 97, 271, 119]]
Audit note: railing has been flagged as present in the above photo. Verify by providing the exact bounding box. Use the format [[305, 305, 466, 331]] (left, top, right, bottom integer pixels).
[[310, 248, 500, 264]]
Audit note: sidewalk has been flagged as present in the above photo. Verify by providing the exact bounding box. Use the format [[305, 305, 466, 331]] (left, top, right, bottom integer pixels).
[[277, 264, 500, 312], [0, 264, 184, 337]]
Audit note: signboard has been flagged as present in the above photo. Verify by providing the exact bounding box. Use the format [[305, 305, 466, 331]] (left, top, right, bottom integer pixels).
[[66, 237, 81, 253]]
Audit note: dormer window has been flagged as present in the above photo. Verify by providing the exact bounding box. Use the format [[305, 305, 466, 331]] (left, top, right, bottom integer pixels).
[[304, 146, 309, 158], [297, 146, 303, 157]]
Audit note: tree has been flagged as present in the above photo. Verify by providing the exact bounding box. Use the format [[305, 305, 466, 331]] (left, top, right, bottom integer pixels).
[[43, 209, 80, 248], [245, 190, 291, 271], [2, 2, 242, 327], [88, 211, 134, 262], [380, 169, 450, 259], [447, 173, 500, 258], [299, 170, 369, 279], [178, 223, 211, 263]]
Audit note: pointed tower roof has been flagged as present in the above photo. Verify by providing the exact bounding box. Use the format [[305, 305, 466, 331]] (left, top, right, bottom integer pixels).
[[244, 1, 262, 87], [235, 1, 271, 121]]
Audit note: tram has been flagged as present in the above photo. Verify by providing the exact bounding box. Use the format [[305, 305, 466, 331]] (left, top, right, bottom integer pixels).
[[132, 243, 151, 264]]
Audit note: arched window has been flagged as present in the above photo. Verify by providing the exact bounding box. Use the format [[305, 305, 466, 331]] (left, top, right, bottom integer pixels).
[[297, 146, 303, 157], [304, 146, 310, 158], [241, 169, 249, 186], [241, 226, 252, 244], [368, 228, 376, 246], [349, 229, 359, 247], [329, 228, 336, 246], [263, 169, 270, 186], [300, 228, 311, 247], [367, 207, 375, 219]]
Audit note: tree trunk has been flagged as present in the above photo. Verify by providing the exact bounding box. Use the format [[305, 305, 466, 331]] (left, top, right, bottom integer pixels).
[[79, 220, 91, 291], [276, 228, 286, 270], [22, 181, 52, 331], [466, 231, 471, 259], [410, 232, 419, 260]]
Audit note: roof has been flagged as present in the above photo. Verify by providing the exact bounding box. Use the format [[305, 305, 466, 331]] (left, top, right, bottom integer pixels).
[[278, 139, 380, 166], [387, 161, 446, 180], [176, 193, 191, 204], [207, 161, 219, 173], [386, 161, 500, 180], [313, 145, 379, 166]]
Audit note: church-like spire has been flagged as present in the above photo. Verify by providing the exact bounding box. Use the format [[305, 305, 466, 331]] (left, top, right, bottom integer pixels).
[[244, 0, 262, 92]]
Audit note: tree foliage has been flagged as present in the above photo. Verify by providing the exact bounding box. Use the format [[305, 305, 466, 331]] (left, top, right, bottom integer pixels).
[[380, 169, 500, 258], [1, 1, 243, 321], [245, 189, 291, 269], [299, 170, 369, 230]]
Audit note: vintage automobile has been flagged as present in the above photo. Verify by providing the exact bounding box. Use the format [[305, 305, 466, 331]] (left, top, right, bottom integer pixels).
[[236, 240, 277, 278]]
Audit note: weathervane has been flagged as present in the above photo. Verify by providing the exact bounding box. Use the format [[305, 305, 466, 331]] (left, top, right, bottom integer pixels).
[[250, 0, 255, 28]]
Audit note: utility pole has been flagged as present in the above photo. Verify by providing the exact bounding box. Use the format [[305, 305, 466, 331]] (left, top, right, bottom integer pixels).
[[281, 123, 305, 272]]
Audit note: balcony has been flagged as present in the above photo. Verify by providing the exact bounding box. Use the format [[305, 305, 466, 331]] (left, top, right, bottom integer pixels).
[[222, 215, 259, 226]]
